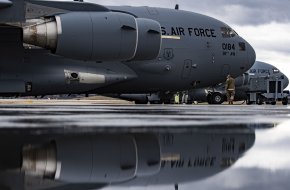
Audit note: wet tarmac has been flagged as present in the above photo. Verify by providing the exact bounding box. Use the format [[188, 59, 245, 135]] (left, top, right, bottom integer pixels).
[[0, 104, 289, 190], [0, 104, 289, 130]]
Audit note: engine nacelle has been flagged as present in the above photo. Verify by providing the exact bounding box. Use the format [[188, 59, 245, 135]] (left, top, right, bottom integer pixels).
[[55, 135, 137, 183], [22, 134, 161, 183], [24, 12, 137, 61], [134, 134, 161, 176], [23, 12, 161, 61], [132, 18, 162, 61]]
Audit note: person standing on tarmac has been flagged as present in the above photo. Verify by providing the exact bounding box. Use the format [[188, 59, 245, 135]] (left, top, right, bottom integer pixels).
[[225, 74, 235, 104]]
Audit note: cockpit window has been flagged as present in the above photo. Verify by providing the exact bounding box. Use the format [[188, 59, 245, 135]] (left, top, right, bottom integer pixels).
[[220, 27, 238, 38], [239, 42, 246, 51], [249, 69, 256, 73], [249, 69, 271, 74], [273, 68, 280, 73]]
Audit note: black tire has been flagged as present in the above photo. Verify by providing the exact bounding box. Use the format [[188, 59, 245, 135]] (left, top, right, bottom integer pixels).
[[282, 98, 288, 105], [207, 94, 213, 104], [211, 93, 224, 104], [150, 100, 162, 104], [271, 101, 276, 105]]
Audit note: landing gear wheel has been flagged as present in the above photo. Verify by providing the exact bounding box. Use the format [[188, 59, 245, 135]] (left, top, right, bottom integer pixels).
[[150, 100, 161, 104], [271, 101, 276, 105], [282, 98, 288, 105], [135, 98, 148, 104], [211, 93, 224, 104]]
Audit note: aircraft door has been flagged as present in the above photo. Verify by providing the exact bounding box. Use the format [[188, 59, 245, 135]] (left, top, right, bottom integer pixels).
[[181, 59, 192, 78]]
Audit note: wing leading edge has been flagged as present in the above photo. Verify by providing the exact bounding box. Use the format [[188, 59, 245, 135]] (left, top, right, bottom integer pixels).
[[0, 0, 12, 8]]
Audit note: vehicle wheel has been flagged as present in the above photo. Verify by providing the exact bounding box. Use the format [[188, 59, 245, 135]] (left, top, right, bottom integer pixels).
[[207, 94, 213, 104], [271, 101, 276, 105], [211, 93, 224, 104], [282, 98, 288, 105], [256, 95, 263, 105]]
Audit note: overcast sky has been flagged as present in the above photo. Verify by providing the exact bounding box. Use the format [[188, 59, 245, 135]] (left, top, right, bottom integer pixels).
[[84, 0, 290, 89]]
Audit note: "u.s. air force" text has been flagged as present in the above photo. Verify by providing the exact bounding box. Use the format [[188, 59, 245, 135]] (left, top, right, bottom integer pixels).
[[161, 26, 217, 38]]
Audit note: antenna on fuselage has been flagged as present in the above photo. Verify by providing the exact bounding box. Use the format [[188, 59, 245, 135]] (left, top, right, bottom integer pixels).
[[175, 4, 179, 10]]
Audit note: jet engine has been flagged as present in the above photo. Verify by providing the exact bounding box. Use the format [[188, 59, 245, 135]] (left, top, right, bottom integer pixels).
[[22, 134, 161, 183], [23, 12, 161, 61]]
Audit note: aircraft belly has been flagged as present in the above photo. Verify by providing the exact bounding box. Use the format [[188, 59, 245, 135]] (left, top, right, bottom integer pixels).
[[0, 81, 26, 93], [0, 49, 138, 96]]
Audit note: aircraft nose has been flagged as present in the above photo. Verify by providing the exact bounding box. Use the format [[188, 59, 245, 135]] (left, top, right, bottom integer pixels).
[[247, 42, 256, 67]]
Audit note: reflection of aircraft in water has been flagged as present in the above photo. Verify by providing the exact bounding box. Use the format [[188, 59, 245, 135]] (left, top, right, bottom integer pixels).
[[0, 125, 257, 190]]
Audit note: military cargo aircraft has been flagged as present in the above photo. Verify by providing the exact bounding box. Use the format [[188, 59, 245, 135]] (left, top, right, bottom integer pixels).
[[0, 0, 255, 100]]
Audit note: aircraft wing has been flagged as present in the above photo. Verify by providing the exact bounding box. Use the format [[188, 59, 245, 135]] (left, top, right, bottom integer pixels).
[[0, 0, 110, 22], [0, 0, 25, 22], [26, 0, 109, 12], [25, 0, 110, 19], [0, 0, 12, 8]]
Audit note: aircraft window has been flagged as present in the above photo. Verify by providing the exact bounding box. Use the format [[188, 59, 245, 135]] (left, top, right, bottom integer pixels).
[[220, 27, 237, 38], [281, 75, 285, 79], [239, 42, 246, 51], [273, 69, 280, 73]]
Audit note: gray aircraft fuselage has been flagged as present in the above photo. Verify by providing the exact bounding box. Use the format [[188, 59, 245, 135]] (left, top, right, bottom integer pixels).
[[0, 1, 255, 96]]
